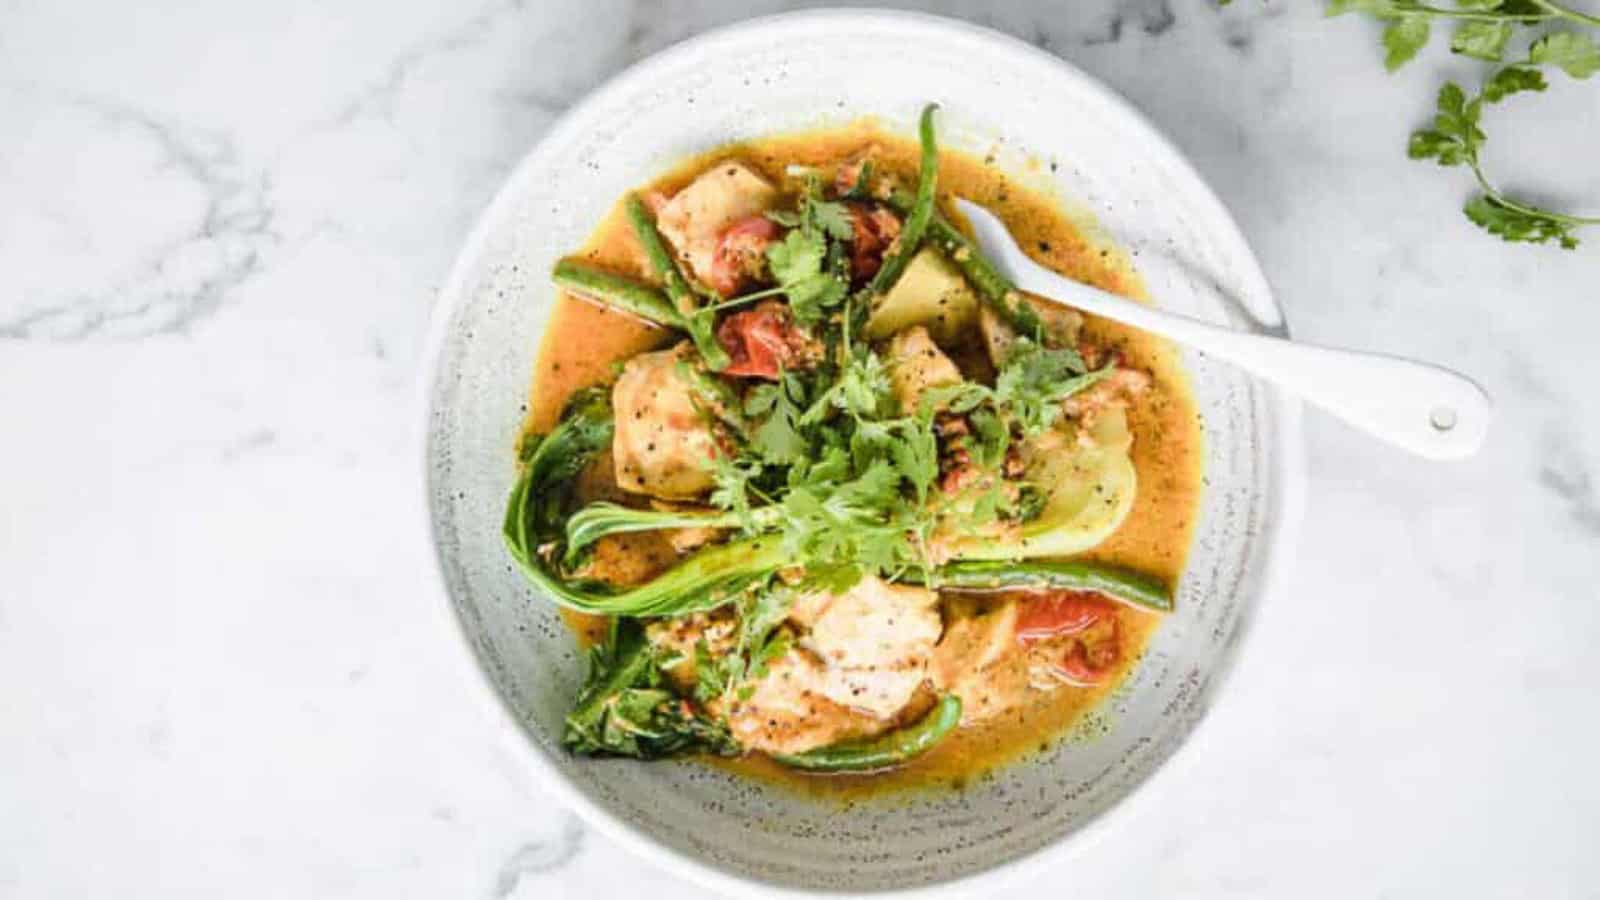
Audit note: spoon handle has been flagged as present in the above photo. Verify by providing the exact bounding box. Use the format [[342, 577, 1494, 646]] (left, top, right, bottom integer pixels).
[[1011, 264, 1491, 460]]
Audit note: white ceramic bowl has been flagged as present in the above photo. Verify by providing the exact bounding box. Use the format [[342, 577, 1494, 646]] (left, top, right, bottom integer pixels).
[[420, 10, 1303, 897]]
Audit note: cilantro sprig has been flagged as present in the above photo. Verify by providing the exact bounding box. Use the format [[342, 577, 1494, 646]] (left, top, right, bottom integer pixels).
[[763, 174, 853, 324], [1407, 38, 1600, 248], [1323, 0, 1600, 248]]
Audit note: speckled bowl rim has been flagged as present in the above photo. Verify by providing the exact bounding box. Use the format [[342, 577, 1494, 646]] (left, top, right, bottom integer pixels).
[[416, 9, 1306, 898]]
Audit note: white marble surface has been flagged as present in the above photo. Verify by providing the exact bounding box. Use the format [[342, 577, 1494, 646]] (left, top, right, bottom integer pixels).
[[3, 1, 1598, 897]]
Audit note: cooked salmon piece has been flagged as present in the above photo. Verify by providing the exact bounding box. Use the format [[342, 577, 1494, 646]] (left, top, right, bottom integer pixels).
[[726, 575, 943, 753], [611, 343, 720, 500], [655, 161, 778, 291], [723, 650, 884, 755]]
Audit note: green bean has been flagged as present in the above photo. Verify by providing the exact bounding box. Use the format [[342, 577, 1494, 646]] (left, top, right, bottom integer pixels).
[[772, 695, 962, 772], [623, 195, 731, 371], [553, 257, 730, 371], [867, 104, 941, 296], [922, 559, 1174, 614], [552, 258, 683, 328], [887, 189, 1042, 336], [624, 194, 695, 316]]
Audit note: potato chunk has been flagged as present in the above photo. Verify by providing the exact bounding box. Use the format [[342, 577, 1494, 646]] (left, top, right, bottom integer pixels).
[[655, 162, 777, 289], [864, 248, 978, 344], [611, 344, 719, 500]]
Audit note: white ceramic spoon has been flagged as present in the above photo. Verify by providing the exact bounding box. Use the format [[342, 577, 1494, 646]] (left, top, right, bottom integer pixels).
[[954, 198, 1492, 460]]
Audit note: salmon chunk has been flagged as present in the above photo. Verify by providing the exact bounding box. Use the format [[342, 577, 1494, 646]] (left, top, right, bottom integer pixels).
[[727, 576, 943, 754], [655, 162, 777, 290], [611, 344, 719, 499]]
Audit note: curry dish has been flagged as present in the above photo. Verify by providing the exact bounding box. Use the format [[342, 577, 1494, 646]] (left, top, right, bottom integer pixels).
[[504, 106, 1201, 792]]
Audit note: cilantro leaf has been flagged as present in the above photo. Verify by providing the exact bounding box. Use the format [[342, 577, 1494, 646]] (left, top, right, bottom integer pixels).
[[749, 374, 809, 464], [1314, 0, 1600, 250], [889, 423, 939, 502], [1407, 128, 1471, 166], [1482, 65, 1548, 102], [1465, 194, 1582, 249], [1451, 20, 1513, 62], [810, 199, 855, 241], [1529, 30, 1600, 79], [995, 339, 1106, 437], [1383, 15, 1431, 71], [802, 347, 892, 425], [766, 229, 825, 288], [1407, 81, 1484, 167], [746, 632, 791, 687], [1401, 71, 1597, 248], [968, 406, 1010, 470], [709, 454, 762, 526], [1435, 82, 1483, 148], [916, 381, 995, 419], [694, 639, 736, 702], [765, 229, 847, 324], [777, 459, 910, 575], [850, 417, 939, 502]]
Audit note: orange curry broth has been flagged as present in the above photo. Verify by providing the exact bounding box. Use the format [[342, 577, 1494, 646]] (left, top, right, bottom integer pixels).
[[519, 121, 1203, 799]]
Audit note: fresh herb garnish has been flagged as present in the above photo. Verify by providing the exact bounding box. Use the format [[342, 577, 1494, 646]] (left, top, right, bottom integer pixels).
[[765, 230, 847, 324], [994, 339, 1110, 438], [1321, 0, 1600, 248], [764, 172, 854, 323], [563, 618, 738, 758], [1409, 60, 1600, 248]]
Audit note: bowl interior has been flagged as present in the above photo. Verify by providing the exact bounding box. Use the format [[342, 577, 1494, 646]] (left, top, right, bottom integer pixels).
[[423, 12, 1294, 895]]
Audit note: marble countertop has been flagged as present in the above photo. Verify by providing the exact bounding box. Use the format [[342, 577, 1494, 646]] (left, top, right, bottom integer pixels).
[[4, 1, 1597, 897]]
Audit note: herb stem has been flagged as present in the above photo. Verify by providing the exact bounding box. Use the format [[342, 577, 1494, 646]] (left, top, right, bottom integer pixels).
[[1469, 160, 1600, 226], [710, 284, 789, 312], [1400, 5, 1549, 22], [1527, 0, 1600, 27]]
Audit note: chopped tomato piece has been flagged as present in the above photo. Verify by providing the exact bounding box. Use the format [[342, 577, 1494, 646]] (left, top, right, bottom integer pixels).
[[707, 215, 781, 297], [846, 202, 901, 282], [716, 302, 811, 379], [1014, 590, 1115, 641]]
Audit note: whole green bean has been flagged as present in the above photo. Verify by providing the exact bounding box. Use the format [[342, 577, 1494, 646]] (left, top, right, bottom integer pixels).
[[867, 104, 941, 296], [772, 695, 962, 772], [552, 257, 730, 370], [552, 258, 684, 328], [921, 559, 1174, 614], [623, 195, 731, 371], [624, 194, 695, 316]]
